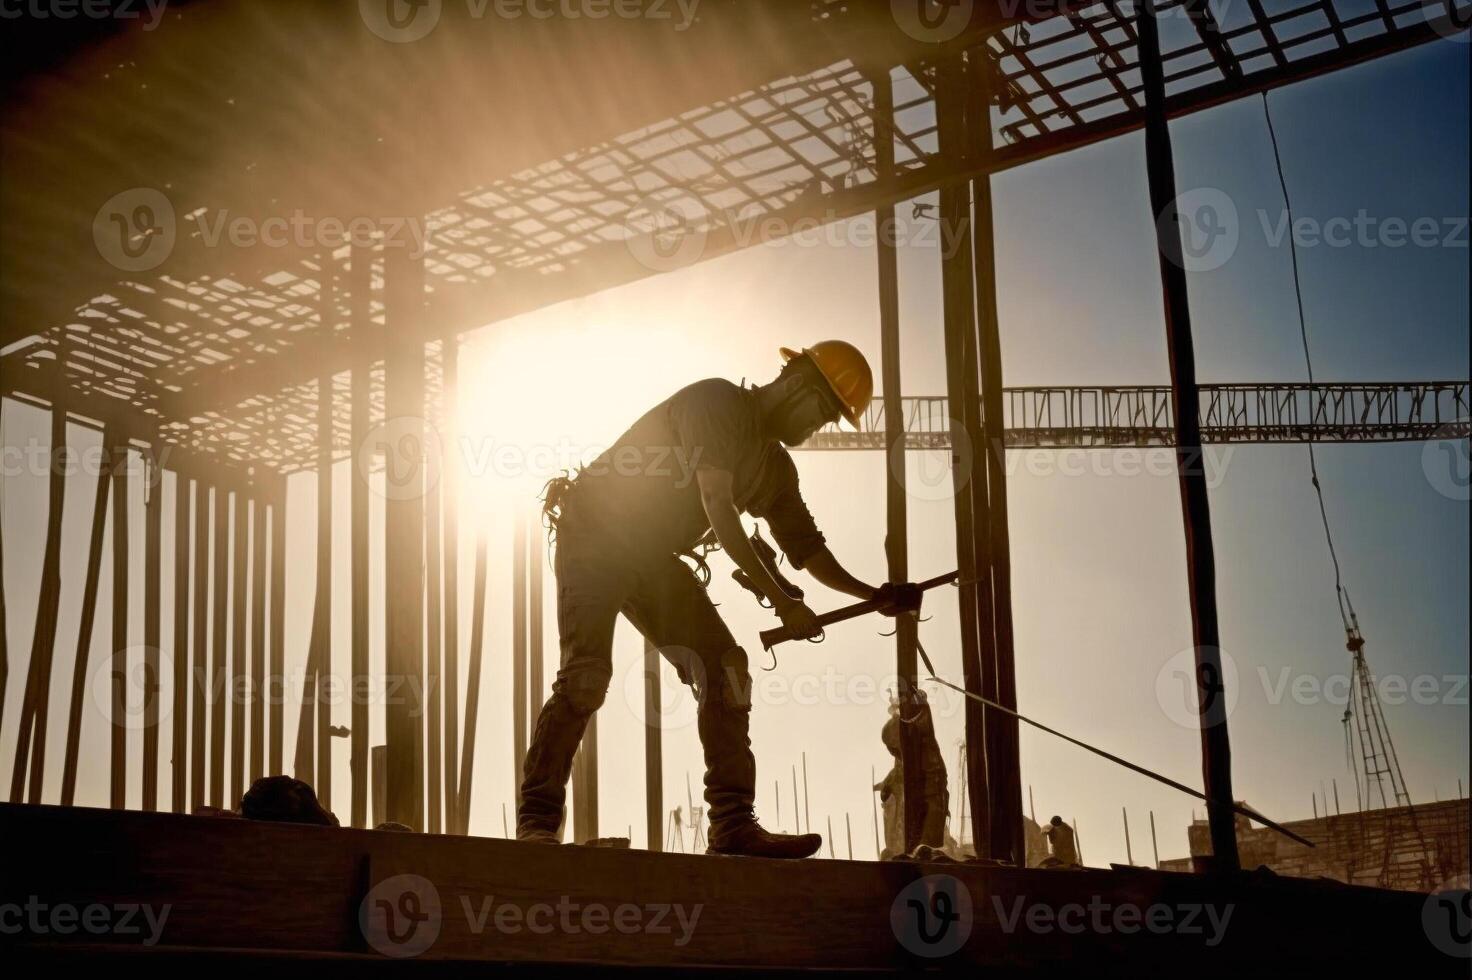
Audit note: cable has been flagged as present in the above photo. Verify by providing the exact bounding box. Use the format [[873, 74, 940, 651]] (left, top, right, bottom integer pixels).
[[1262, 91, 1355, 633]]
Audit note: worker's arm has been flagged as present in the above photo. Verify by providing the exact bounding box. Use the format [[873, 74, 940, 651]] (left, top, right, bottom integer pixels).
[[696, 467, 821, 638], [800, 546, 880, 601]]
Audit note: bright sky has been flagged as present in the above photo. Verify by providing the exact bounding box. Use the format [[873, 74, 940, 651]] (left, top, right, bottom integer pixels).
[[1, 40, 1466, 867]]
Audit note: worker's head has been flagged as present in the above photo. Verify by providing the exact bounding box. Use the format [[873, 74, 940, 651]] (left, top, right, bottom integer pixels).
[[1050, 815, 1063, 827], [764, 341, 874, 447]]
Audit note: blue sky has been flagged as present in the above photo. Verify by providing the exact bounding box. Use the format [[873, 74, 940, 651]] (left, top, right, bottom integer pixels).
[[1, 36, 1466, 866]]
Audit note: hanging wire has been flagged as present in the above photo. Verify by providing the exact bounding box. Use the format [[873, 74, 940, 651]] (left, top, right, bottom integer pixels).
[[1262, 92, 1355, 633]]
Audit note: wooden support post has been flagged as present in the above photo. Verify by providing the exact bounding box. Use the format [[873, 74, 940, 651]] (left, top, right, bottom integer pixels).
[[425, 425, 443, 834], [111, 440, 130, 809], [60, 444, 112, 806], [231, 485, 247, 807], [1138, 0, 1240, 872], [968, 58, 1024, 867], [269, 482, 286, 777], [457, 532, 489, 834], [142, 454, 163, 811], [0, 400, 7, 742], [190, 482, 209, 811], [10, 401, 67, 805], [644, 637, 662, 851], [936, 53, 992, 859], [871, 64, 926, 856], [349, 243, 372, 830], [513, 518, 528, 817], [171, 475, 190, 811], [528, 525, 544, 739], [250, 495, 266, 785], [383, 239, 426, 830], [442, 342, 461, 833], [295, 378, 331, 793], [574, 714, 599, 843], [1123, 806, 1134, 866], [211, 481, 228, 808]]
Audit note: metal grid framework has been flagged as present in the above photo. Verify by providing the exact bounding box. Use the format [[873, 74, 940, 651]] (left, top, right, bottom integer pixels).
[[802, 381, 1472, 449], [1, 0, 1463, 472]]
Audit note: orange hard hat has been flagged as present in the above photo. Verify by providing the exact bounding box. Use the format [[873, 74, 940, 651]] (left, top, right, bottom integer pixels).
[[779, 340, 873, 429]]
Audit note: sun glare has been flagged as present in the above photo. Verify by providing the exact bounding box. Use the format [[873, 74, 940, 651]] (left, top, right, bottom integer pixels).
[[454, 315, 705, 522]]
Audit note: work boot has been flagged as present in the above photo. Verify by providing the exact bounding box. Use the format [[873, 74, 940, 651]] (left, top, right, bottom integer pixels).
[[517, 827, 562, 845], [706, 819, 822, 859]]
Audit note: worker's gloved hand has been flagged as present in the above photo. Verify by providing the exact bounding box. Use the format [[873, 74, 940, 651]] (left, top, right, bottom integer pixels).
[[776, 598, 822, 640], [873, 582, 924, 617]]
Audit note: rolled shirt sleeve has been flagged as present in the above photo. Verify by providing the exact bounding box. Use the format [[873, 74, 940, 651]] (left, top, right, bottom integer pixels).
[[749, 450, 826, 569]]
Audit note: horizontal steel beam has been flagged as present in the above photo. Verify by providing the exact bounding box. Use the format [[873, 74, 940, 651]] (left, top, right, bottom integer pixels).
[[799, 382, 1471, 449]]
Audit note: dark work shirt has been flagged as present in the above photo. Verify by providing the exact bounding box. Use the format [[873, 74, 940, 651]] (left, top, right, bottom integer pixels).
[[568, 379, 826, 567]]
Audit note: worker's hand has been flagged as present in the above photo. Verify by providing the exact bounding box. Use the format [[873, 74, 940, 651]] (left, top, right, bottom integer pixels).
[[775, 597, 822, 640], [873, 581, 924, 617]]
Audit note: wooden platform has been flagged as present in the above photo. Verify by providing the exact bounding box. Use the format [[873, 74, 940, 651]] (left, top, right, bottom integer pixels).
[[0, 803, 1459, 975]]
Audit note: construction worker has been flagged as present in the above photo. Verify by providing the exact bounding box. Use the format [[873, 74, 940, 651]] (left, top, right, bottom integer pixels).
[[875, 691, 949, 858], [1042, 815, 1079, 867], [519, 341, 922, 858]]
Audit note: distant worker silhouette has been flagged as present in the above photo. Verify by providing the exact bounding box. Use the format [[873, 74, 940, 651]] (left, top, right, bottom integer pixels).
[[519, 342, 920, 858], [1042, 815, 1079, 867]]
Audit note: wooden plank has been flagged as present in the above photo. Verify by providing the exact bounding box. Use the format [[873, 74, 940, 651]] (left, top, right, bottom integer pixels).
[[871, 65, 923, 854], [171, 474, 190, 811], [269, 484, 286, 778], [210, 482, 228, 808], [457, 532, 489, 834], [0, 399, 7, 742], [60, 444, 112, 806], [142, 456, 163, 811], [1138, 0, 1239, 871], [936, 55, 991, 858], [644, 637, 662, 852], [529, 521, 544, 743], [441, 343, 461, 833], [512, 518, 527, 812], [1, 801, 1444, 972], [250, 495, 266, 784], [11, 403, 69, 802], [383, 240, 426, 830], [425, 429, 443, 834], [190, 482, 209, 811], [231, 485, 248, 807], [110, 440, 130, 809], [968, 73, 1025, 867], [349, 244, 372, 830]]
